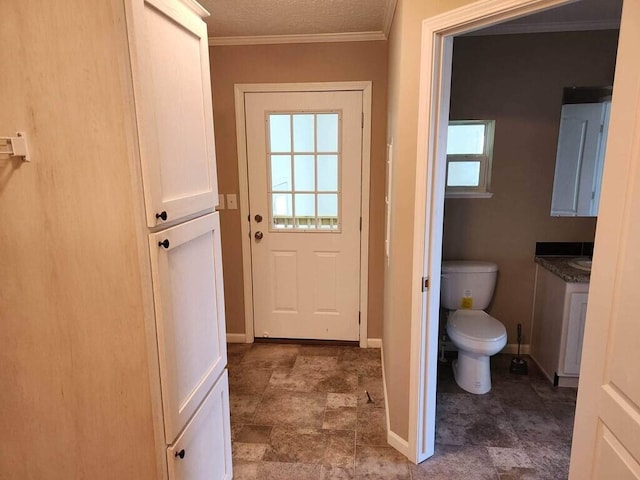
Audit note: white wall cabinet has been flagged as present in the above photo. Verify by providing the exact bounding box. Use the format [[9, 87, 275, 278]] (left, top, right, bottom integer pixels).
[[128, 0, 219, 228], [550, 102, 611, 217], [531, 265, 589, 387], [127, 0, 231, 477]]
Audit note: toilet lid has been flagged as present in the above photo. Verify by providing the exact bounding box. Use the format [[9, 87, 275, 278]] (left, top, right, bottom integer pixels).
[[448, 310, 506, 342]]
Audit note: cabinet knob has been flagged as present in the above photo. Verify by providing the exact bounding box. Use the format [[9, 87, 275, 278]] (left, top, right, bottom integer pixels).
[[155, 211, 168, 221], [254, 214, 263, 223], [175, 449, 186, 459], [158, 239, 170, 249]]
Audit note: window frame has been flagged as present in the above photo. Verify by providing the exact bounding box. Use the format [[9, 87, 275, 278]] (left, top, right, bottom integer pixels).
[[445, 119, 495, 198]]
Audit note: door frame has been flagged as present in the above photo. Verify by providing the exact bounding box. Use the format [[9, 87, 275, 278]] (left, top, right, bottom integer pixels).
[[408, 0, 580, 463], [234, 82, 372, 348]]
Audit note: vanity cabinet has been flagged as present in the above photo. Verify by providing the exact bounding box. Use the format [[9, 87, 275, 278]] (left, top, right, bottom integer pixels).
[[531, 265, 589, 387]]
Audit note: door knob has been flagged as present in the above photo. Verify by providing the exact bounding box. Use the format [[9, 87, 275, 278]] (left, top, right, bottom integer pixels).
[[254, 231, 263, 240], [255, 214, 263, 223]]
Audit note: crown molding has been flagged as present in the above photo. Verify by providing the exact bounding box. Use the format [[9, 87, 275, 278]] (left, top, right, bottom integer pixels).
[[208, 31, 387, 46], [383, 0, 398, 38], [466, 18, 619, 35]]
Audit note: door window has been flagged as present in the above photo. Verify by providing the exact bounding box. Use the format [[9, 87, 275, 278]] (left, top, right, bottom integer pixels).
[[267, 112, 341, 231]]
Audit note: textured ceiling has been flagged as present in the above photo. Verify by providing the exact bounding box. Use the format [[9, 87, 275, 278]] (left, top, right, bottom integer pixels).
[[200, 0, 621, 43], [199, 0, 395, 38]]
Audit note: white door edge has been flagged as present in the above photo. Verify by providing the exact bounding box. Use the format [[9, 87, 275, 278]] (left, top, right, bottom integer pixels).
[[234, 81, 372, 348], [409, 0, 578, 464]]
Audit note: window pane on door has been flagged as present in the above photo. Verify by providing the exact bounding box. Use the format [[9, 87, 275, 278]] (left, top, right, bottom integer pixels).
[[294, 155, 315, 191], [447, 161, 481, 187], [272, 193, 293, 229], [268, 112, 341, 231], [293, 114, 315, 152], [271, 155, 292, 191], [318, 155, 338, 191], [269, 115, 291, 153], [317, 114, 339, 152]]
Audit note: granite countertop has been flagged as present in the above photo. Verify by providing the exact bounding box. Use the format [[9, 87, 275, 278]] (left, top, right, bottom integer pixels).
[[534, 256, 591, 283]]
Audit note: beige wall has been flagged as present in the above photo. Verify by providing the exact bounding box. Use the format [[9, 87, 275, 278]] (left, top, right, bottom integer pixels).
[[444, 31, 618, 345], [209, 42, 388, 339], [385, 0, 474, 442], [0, 1, 159, 478]]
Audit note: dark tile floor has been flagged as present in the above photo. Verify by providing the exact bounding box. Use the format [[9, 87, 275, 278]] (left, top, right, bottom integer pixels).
[[227, 343, 576, 479]]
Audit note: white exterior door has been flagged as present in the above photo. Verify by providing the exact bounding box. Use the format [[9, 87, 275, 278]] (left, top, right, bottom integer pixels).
[[569, 1, 640, 477], [244, 91, 363, 341]]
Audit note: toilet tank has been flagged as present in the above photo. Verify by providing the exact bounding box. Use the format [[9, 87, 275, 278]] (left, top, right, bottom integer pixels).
[[441, 261, 498, 310]]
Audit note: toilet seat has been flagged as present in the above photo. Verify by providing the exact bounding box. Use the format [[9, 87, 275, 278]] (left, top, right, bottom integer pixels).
[[447, 310, 506, 342]]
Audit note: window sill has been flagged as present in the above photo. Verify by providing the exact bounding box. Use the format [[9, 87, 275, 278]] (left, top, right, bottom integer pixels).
[[445, 191, 494, 199]]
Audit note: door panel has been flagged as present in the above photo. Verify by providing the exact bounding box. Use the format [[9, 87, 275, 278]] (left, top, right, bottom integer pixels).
[[245, 91, 362, 341], [149, 212, 227, 441], [167, 370, 232, 480], [569, 1, 640, 477], [128, 0, 218, 227]]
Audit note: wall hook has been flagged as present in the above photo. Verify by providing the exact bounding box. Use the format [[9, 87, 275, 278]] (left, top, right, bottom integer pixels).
[[0, 132, 30, 162]]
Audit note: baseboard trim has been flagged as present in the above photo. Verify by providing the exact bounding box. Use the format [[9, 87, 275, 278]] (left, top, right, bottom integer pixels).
[[226, 333, 247, 343], [387, 429, 411, 456], [367, 338, 382, 348], [501, 343, 531, 355], [380, 343, 411, 458]]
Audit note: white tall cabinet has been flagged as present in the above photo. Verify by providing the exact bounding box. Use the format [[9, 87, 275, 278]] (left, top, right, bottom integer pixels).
[[128, 0, 232, 477], [1, 0, 230, 477]]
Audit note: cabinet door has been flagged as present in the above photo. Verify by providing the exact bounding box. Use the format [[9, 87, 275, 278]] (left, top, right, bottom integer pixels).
[[167, 370, 232, 480], [551, 103, 607, 217], [563, 292, 589, 375], [127, 0, 218, 227], [149, 212, 227, 441]]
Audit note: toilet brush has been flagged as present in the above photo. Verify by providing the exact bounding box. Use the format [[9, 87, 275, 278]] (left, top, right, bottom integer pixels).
[[509, 323, 528, 375]]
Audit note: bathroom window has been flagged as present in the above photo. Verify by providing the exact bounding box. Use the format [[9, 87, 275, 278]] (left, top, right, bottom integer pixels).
[[445, 120, 495, 198]]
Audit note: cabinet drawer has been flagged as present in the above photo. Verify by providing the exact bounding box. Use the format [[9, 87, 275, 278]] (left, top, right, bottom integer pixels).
[[168, 370, 232, 480], [149, 212, 227, 441]]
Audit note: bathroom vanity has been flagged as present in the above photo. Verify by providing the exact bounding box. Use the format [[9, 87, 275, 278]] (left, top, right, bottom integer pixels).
[[531, 257, 590, 387]]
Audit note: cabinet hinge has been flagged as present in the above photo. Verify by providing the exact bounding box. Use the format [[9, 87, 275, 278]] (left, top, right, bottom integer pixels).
[[600, 124, 604, 133], [358, 312, 361, 325], [361, 112, 364, 129], [422, 277, 429, 292], [359, 217, 362, 231]]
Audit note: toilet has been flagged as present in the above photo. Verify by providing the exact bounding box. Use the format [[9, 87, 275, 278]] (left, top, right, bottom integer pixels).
[[441, 261, 507, 394]]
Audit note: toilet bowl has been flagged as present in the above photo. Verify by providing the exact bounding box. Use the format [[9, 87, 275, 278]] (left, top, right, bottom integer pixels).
[[441, 260, 507, 394], [446, 309, 507, 394]]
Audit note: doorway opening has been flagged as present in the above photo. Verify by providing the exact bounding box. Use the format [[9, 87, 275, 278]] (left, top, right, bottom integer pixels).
[[409, 0, 623, 466]]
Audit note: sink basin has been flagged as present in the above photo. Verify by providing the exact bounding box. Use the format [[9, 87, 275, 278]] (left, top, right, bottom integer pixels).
[[568, 258, 592, 272]]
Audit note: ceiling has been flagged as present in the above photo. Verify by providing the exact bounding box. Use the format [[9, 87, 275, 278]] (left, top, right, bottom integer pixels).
[[201, 0, 397, 45], [201, 0, 622, 46]]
